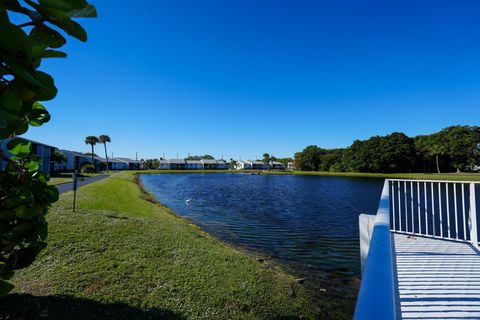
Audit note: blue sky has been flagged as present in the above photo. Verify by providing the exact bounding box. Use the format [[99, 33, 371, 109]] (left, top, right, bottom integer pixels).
[[22, 0, 480, 160]]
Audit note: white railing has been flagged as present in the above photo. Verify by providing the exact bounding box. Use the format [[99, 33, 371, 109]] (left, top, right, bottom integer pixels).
[[389, 179, 479, 246], [355, 179, 480, 320], [354, 180, 396, 319]]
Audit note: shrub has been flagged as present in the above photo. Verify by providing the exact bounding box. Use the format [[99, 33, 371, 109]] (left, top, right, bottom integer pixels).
[[81, 164, 96, 174]]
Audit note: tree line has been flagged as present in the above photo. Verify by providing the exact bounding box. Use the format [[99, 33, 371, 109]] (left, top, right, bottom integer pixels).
[[294, 125, 480, 173]]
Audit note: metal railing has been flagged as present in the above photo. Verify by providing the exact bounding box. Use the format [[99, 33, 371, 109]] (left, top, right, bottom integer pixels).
[[354, 180, 396, 319], [390, 179, 479, 246], [354, 179, 480, 320]]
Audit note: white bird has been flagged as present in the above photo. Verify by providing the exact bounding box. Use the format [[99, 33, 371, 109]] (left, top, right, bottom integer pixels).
[[185, 198, 192, 205]]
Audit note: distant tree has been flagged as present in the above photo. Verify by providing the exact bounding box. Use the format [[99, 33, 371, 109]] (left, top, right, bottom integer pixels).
[[84, 136, 99, 169], [299, 145, 325, 171], [262, 153, 271, 164], [441, 126, 480, 172], [185, 154, 214, 160], [99, 135, 111, 173], [415, 134, 446, 173], [293, 152, 303, 170]]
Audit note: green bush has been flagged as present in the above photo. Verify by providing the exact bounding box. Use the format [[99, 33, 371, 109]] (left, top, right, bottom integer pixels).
[[81, 163, 95, 174]]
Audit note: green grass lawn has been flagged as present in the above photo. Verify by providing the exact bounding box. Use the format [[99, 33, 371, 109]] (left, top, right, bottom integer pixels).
[[48, 172, 103, 186], [0, 172, 350, 319]]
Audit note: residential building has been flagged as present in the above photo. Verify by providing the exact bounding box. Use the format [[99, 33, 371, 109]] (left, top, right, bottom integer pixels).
[[201, 159, 218, 170], [0, 138, 56, 175], [270, 161, 286, 170], [112, 157, 142, 170], [168, 159, 186, 170], [60, 150, 103, 171], [159, 159, 170, 170], [186, 160, 203, 170], [287, 162, 295, 170], [235, 160, 252, 170]]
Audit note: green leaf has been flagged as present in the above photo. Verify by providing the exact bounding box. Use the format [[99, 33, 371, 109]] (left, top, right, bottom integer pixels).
[[30, 3, 88, 42], [0, 83, 21, 112], [15, 205, 37, 219], [0, 110, 28, 139], [38, 225, 48, 241], [39, 0, 96, 17], [23, 160, 40, 172], [58, 19, 87, 42], [1, 0, 23, 12], [44, 186, 59, 202], [0, 211, 15, 221], [28, 102, 51, 126], [6, 138, 31, 155], [34, 71, 58, 101], [0, 279, 14, 296], [6, 222, 36, 240], [67, 4, 97, 18], [0, 115, 6, 129], [29, 25, 67, 49], [42, 49, 67, 58], [3, 57, 42, 87]]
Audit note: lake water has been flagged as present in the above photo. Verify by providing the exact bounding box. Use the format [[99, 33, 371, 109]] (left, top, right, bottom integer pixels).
[[139, 173, 384, 280]]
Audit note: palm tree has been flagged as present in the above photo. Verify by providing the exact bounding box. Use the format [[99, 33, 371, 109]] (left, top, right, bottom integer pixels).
[[99, 134, 111, 173], [84, 136, 99, 170]]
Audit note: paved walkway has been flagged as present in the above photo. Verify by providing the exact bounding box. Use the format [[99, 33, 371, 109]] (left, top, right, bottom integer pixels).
[[56, 174, 109, 193], [393, 232, 480, 320]]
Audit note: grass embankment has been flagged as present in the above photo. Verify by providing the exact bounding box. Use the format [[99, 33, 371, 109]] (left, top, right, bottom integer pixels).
[[0, 172, 346, 319], [48, 172, 102, 186]]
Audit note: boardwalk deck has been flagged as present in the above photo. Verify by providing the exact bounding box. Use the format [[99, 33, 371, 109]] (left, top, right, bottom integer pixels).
[[393, 232, 480, 320]]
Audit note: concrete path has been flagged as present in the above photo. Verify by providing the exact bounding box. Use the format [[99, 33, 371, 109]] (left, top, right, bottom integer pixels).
[[56, 174, 109, 193]]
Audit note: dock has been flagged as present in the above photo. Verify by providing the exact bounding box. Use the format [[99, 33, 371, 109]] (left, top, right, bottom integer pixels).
[[355, 179, 480, 320]]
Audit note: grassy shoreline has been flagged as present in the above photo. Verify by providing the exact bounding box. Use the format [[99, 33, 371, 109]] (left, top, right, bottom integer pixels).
[[139, 169, 480, 181], [0, 171, 352, 319]]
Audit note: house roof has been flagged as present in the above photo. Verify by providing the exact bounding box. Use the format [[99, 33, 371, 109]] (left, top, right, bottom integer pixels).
[[114, 157, 141, 164], [237, 160, 250, 165], [159, 159, 169, 164], [186, 160, 203, 164], [247, 160, 264, 165], [201, 159, 217, 164], [270, 161, 284, 165], [169, 159, 186, 164]]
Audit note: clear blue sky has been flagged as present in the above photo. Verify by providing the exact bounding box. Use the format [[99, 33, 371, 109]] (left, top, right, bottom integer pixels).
[[22, 0, 480, 160]]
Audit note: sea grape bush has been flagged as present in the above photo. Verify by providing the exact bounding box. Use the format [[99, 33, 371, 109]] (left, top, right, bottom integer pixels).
[[0, 0, 96, 295]]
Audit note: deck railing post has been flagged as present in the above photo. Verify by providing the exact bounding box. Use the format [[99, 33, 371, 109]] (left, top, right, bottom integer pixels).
[[469, 183, 478, 247]]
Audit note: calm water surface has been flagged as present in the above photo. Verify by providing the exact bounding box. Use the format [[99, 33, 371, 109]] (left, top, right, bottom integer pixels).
[[140, 173, 384, 279]]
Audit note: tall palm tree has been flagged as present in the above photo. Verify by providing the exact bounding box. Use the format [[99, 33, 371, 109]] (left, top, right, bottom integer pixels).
[[84, 136, 99, 169], [99, 134, 111, 173]]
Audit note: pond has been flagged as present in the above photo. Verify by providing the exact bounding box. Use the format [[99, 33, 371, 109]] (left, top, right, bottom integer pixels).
[[139, 173, 384, 281]]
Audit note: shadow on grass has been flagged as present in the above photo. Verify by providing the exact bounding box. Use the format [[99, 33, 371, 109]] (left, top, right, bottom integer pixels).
[[0, 293, 185, 320]]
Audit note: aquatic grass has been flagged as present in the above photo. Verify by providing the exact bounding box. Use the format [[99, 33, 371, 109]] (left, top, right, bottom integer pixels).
[[0, 172, 353, 319]]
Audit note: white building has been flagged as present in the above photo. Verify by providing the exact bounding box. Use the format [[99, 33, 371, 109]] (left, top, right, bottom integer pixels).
[[60, 150, 102, 171], [235, 160, 252, 170], [158, 159, 170, 170], [186, 160, 203, 170], [270, 161, 286, 170]]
